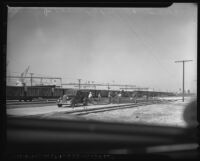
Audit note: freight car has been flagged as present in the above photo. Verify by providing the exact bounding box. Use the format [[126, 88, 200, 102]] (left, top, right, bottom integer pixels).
[[6, 86, 119, 102], [6, 85, 62, 101]]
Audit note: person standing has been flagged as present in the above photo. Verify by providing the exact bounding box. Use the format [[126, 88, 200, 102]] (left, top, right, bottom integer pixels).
[[98, 92, 101, 103], [88, 91, 93, 103], [118, 92, 122, 104], [108, 91, 111, 104]]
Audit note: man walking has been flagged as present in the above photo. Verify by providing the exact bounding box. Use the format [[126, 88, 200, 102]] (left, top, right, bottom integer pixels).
[[88, 91, 93, 104], [108, 91, 111, 104], [98, 92, 101, 103], [118, 92, 122, 104]]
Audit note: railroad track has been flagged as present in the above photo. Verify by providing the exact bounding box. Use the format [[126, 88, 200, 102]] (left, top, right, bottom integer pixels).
[[66, 99, 175, 116]]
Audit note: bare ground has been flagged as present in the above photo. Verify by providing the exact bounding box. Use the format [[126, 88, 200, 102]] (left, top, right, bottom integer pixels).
[[79, 99, 196, 128], [7, 96, 197, 128]]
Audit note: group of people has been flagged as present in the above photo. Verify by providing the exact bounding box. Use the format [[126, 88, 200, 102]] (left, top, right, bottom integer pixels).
[[88, 91, 102, 103], [88, 91, 123, 104], [62, 91, 123, 105], [108, 91, 122, 104]]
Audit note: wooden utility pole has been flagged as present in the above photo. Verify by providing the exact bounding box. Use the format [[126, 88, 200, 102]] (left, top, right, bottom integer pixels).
[[78, 79, 81, 90], [175, 60, 193, 102], [60, 78, 62, 88]]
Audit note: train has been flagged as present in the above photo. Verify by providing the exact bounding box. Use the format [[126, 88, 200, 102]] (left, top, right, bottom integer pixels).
[[6, 85, 176, 101], [6, 85, 118, 101]]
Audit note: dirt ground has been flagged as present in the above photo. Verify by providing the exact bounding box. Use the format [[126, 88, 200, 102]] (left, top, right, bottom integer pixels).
[[7, 96, 197, 128], [79, 97, 197, 128]]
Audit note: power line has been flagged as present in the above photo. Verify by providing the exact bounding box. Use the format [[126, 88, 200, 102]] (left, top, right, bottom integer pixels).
[[7, 76, 62, 79], [116, 13, 177, 82], [62, 83, 137, 87]]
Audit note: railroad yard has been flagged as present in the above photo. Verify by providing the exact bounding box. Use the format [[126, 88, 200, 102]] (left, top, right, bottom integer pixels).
[[7, 96, 196, 128]]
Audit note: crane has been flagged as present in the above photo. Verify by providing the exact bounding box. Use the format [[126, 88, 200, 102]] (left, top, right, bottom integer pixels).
[[20, 65, 30, 85]]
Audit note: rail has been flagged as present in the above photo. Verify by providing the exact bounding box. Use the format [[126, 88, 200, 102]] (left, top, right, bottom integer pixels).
[[66, 99, 178, 116]]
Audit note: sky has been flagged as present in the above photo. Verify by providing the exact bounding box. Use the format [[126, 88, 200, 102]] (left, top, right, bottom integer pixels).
[[7, 3, 197, 93]]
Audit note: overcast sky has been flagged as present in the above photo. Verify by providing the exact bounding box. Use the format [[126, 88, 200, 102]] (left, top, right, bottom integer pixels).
[[7, 3, 197, 93]]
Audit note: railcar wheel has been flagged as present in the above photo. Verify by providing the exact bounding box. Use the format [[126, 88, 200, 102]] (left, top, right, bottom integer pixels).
[[57, 104, 62, 107], [71, 103, 75, 107], [83, 102, 88, 106]]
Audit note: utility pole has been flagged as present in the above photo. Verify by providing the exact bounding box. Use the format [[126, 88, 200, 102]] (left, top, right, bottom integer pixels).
[[78, 79, 81, 90], [60, 78, 62, 88], [30, 73, 34, 87], [153, 88, 154, 100], [175, 60, 193, 102]]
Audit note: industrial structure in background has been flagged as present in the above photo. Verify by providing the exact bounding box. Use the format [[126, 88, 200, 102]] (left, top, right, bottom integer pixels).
[[62, 80, 148, 91], [7, 66, 62, 87], [7, 67, 148, 91], [7, 75, 148, 91], [19, 65, 30, 86], [7, 69, 197, 102], [7, 72, 195, 97], [6, 65, 195, 95]]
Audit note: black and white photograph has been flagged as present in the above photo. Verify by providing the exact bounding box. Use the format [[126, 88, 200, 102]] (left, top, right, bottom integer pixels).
[[4, 2, 198, 160]]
